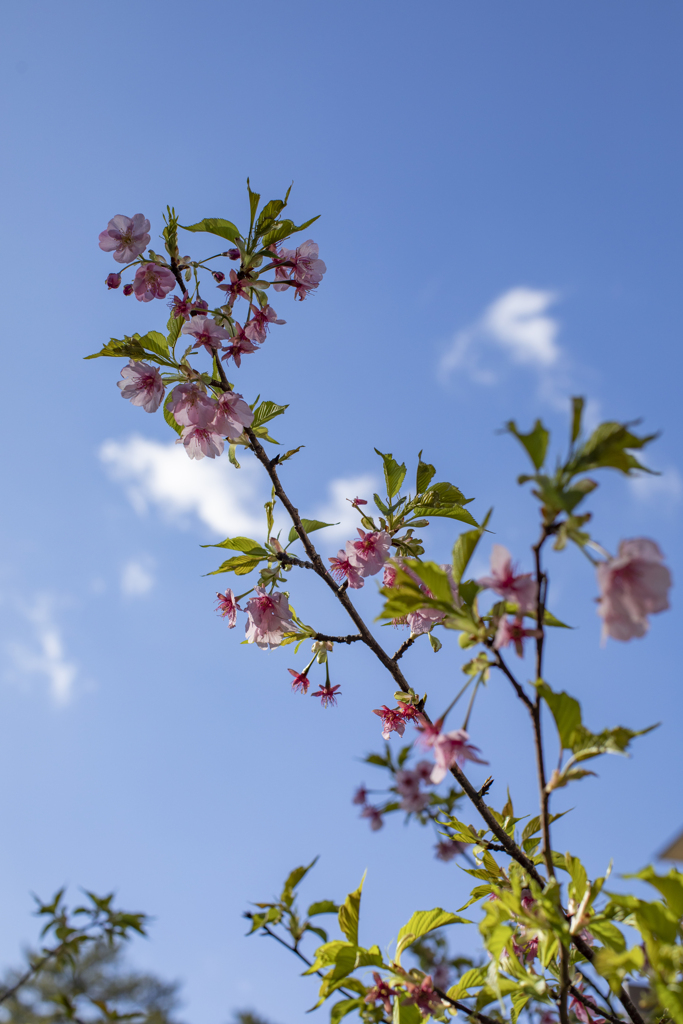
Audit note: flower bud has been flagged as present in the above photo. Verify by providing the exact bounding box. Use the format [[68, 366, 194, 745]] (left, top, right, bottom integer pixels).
[[226, 248, 240, 260], [106, 272, 122, 290], [123, 283, 133, 296], [212, 271, 226, 283]]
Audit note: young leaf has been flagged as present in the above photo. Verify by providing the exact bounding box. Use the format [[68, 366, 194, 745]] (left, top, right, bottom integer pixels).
[[396, 909, 470, 962], [179, 218, 241, 243], [163, 393, 182, 437], [281, 858, 318, 906], [247, 178, 261, 234], [252, 400, 289, 426], [416, 451, 436, 494], [288, 520, 338, 544], [84, 336, 147, 361], [536, 681, 582, 750], [566, 420, 659, 477], [206, 555, 264, 576], [307, 900, 340, 917], [452, 509, 492, 585], [338, 873, 366, 946], [374, 449, 407, 499], [506, 418, 550, 470], [571, 396, 585, 444], [201, 536, 268, 555]]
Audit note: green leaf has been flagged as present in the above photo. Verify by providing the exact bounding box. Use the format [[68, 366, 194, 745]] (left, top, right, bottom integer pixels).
[[247, 179, 261, 234], [288, 520, 338, 544], [252, 400, 288, 426], [330, 999, 364, 1024], [206, 555, 264, 576], [593, 946, 644, 994], [255, 198, 287, 237], [506, 418, 550, 470], [588, 918, 626, 952], [374, 448, 407, 499], [536, 681, 582, 750], [143, 330, 169, 358], [338, 873, 365, 946], [566, 420, 659, 477], [84, 336, 147, 361], [625, 867, 683, 918], [281, 858, 318, 906], [163, 393, 182, 437], [571, 397, 585, 444], [167, 313, 184, 347], [180, 218, 241, 243], [429, 633, 442, 653], [416, 451, 436, 494], [396, 909, 470, 962], [261, 214, 320, 249], [452, 509, 492, 585], [201, 536, 268, 555], [393, 999, 422, 1024], [308, 900, 340, 917]]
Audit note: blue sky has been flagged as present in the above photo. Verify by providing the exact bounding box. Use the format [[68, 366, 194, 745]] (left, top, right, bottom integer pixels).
[[1, 2, 681, 1022]]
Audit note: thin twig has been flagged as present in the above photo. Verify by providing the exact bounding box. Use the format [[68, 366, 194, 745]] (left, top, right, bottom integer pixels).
[[489, 647, 534, 710], [313, 632, 363, 645], [392, 635, 416, 661], [568, 984, 624, 1024]]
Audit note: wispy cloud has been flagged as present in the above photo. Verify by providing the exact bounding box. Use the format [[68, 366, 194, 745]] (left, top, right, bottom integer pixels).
[[100, 435, 264, 536], [121, 559, 155, 596], [440, 287, 567, 397], [629, 466, 683, 508], [6, 595, 77, 705], [312, 474, 378, 541]]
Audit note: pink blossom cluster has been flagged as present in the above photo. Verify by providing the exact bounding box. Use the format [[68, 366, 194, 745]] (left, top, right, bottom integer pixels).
[[403, 976, 443, 1017], [372, 703, 420, 739], [352, 786, 384, 831], [272, 240, 327, 300], [596, 538, 671, 641], [329, 529, 392, 589], [494, 616, 541, 658], [216, 588, 240, 628], [244, 588, 294, 650], [394, 761, 434, 812], [478, 544, 537, 612], [364, 974, 397, 1015], [434, 839, 466, 862], [167, 383, 254, 460]]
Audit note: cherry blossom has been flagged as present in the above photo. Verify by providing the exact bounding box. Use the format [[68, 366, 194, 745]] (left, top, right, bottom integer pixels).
[[347, 529, 392, 577], [244, 588, 294, 650], [407, 607, 445, 636], [372, 705, 407, 739], [117, 361, 165, 413], [168, 383, 217, 428], [596, 538, 671, 642], [328, 550, 364, 589], [216, 589, 239, 628], [395, 769, 429, 812], [221, 325, 259, 368], [274, 240, 326, 300], [494, 616, 541, 657], [99, 214, 151, 264], [421, 726, 488, 784], [288, 668, 310, 694], [513, 934, 539, 964], [478, 544, 537, 613], [360, 804, 383, 830], [212, 271, 225, 283], [132, 263, 177, 302], [352, 497, 368, 506], [106, 272, 121, 290], [434, 839, 465, 862], [218, 269, 252, 306], [382, 565, 397, 587], [311, 682, 341, 707], [169, 295, 208, 321], [178, 424, 224, 460], [352, 785, 367, 806], [404, 976, 442, 1017], [181, 315, 231, 355], [364, 973, 396, 1014], [244, 304, 286, 344], [212, 390, 254, 439]]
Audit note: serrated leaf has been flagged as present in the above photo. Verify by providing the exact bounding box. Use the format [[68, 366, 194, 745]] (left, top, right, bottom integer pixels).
[[163, 393, 182, 436], [202, 536, 268, 555], [338, 873, 365, 946], [452, 509, 492, 585], [281, 858, 318, 907], [307, 900, 340, 917], [330, 999, 364, 1024], [143, 330, 169, 358], [206, 555, 264, 577], [288, 520, 338, 544], [416, 451, 436, 494], [506, 418, 550, 470], [84, 337, 147, 361], [180, 218, 241, 243], [566, 420, 659, 477], [252, 400, 288, 426], [536, 682, 582, 750], [375, 448, 407, 499], [396, 909, 470, 962]]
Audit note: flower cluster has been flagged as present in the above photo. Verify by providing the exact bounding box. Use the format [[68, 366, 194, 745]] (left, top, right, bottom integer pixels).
[[328, 528, 392, 589]]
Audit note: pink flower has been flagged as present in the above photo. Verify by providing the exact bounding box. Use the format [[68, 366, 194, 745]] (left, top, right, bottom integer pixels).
[[432, 963, 451, 990], [373, 705, 407, 739], [347, 529, 392, 577], [106, 272, 121, 290], [328, 550, 365, 589], [117, 360, 165, 413], [478, 544, 537, 613], [123, 283, 133, 296], [360, 804, 383, 830], [216, 589, 239, 628], [435, 839, 465, 862], [513, 934, 539, 964], [352, 497, 368, 506], [415, 760, 434, 782], [383, 565, 397, 587], [168, 383, 217, 428], [226, 248, 241, 260], [178, 424, 224, 460], [169, 295, 207, 321], [596, 538, 671, 642], [406, 607, 445, 636], [311, 682, 341, 707], [430, 729, 488, 784], [99, 214, 150, 264], [218, 269, 252, 306], [245, 588, 294, 650], [132, 263, 177, 302], [211, 390, 254, 439], [395, 770, 429, 812], [221, 324, 259, 368], [275, 240, 326, 300], [494, 616, 541, 657], [365, 973, 396, 1014], [244, 304, 286, 344], [288, 668, 310, 694], [352, 785, 368, 806], [212, 271, 225, 283], [181, 315, 231, 354], [404, 976, 442, 1017]]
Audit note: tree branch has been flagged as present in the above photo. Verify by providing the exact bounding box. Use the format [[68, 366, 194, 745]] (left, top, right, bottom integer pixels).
[[313, 632, 363, 644], [392, 635, 416, 661]]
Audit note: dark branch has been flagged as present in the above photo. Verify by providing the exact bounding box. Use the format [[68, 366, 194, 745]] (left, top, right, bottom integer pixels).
[[392, 635, 416, 661], [313, 632, 362, 645]]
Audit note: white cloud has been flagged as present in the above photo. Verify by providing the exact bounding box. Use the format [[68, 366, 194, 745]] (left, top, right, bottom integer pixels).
[[440, 287, 562, 388], [629, 466, 683, 506], [100, 435, 264, 536], [121, 559, 155, 596], [314, 475, 379, 541], [7, 595, 77, 705]]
